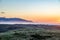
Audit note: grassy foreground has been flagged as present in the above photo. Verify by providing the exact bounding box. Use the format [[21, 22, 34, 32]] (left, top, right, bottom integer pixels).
[[0, 28, 60, 40]]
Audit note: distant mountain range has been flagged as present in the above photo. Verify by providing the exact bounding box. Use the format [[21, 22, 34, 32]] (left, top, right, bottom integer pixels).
[[0, 17, 60, 32], [0, 17, 32, 22]]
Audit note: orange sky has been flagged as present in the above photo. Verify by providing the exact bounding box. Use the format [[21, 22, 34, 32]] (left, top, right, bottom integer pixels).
[[0, 12, 60, 24], [0, 0, 60, 24]]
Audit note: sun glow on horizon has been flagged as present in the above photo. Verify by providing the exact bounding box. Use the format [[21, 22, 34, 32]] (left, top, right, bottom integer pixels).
[[0, 0, 60, 24], [56, 20, 60, 23]]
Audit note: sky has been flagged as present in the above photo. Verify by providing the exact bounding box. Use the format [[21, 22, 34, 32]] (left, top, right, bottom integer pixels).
[[0, 0, 60, 24]]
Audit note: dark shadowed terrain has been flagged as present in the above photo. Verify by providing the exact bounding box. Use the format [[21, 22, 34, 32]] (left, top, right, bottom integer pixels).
[[0, 24, 60, 40]]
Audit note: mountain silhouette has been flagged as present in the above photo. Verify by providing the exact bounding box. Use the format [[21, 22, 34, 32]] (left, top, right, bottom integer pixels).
[[0, 17, 32, 22]]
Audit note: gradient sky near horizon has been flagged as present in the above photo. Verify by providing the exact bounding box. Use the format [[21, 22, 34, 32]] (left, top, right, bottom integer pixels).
[[0, 0, 60, 24]]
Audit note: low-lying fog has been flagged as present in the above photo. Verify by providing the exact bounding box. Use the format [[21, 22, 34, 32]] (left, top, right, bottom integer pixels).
[[0, 21, 59, 25]]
